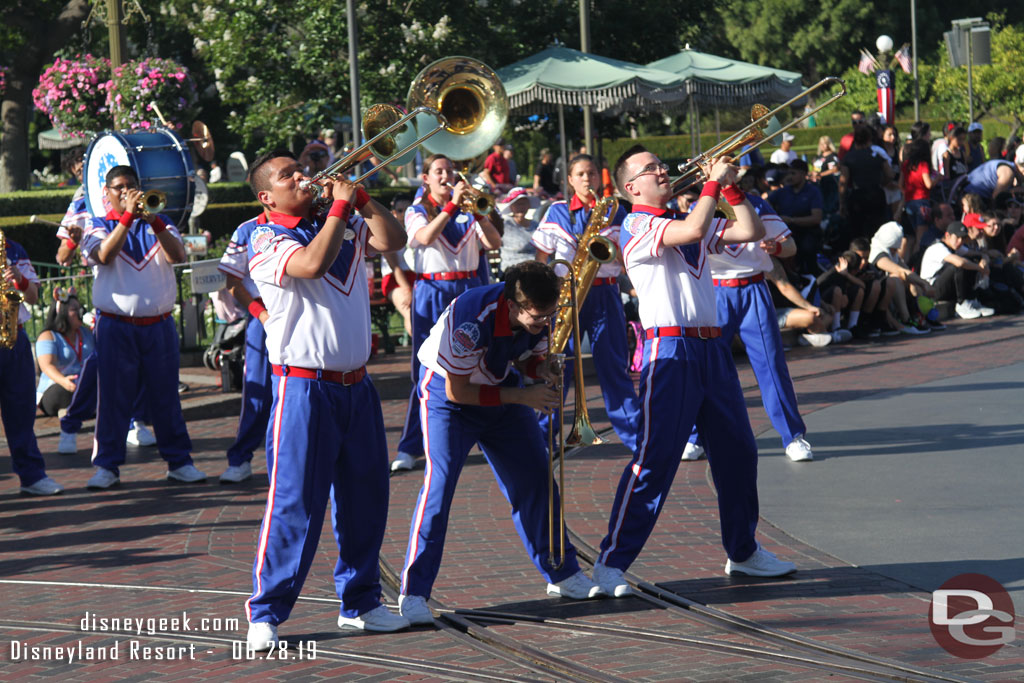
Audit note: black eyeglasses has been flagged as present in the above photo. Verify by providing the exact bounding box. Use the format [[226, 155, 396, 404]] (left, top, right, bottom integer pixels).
[[626, 162, 669, 184], [108, 181, 138, 192]]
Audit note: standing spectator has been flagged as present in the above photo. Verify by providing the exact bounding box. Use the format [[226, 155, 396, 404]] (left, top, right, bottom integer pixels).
[[381, 195, 416, 337], [967, 123, 986, 170], [910, 120, 932, 143], [533, 148, 560, 198], [36, 291, 95, 417], [480, 139, 513, 194], [767, 159, 823, 275], [932, 121, 957, 176], [901, 139, 940, 247], [208, 160, 223, 184], [80, 165, 203, 489], [497, 187, 538, 273], [840, 126, 893, 240], [769, 133, 797, 165], [2, 239, 64, 495], [812, 136, 840, 215], [838, 111, 866, 160], [55, 147, 89, 267], [942, 127, 971, 188], [962, 149, 1024, 206], [503, 144, 518, 186], [987, 136, 1007, 164]]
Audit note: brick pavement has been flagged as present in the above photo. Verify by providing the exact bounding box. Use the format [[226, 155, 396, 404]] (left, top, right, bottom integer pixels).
[[0, 315, 1021, 680]]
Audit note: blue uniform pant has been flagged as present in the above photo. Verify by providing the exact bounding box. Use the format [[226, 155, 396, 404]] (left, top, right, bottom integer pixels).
[[690, 281, 805, 449], [92, 315, 192, 475], [599, 336, 760, 569], [226, 316, 272, 467], [401, 370, 581, 598], [539, 283, 640, 451], [397, 277, 481, 457], [61, 350, 148, 434], [2, 329, 48, 487], [246, 373, 389, 624]]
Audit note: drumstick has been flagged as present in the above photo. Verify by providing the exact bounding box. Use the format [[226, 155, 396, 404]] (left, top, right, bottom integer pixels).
[[30, 215, 63, 229]]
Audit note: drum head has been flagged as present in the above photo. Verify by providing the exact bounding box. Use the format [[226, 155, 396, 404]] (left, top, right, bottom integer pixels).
[[83, 131, 131, 218]]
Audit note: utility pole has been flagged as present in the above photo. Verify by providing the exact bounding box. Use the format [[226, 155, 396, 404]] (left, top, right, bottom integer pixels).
[[911, 0, 920, 121], [347, 0, 361, 145], [106, 0, 127, 67], [579, 0, 592, 155]]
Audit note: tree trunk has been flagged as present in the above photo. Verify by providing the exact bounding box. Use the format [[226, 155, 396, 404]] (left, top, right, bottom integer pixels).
[[0, 0, 93, 192]]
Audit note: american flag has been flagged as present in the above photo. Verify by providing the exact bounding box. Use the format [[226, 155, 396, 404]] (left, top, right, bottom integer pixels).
[[858, 52, 875, 75], [895, 46, 912, 74]]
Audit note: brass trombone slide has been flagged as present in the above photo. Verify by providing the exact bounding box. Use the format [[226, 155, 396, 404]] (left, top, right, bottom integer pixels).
[[671, 77, 847, 193], [545, 351, 567, 571], [299, 105, 449, 200]]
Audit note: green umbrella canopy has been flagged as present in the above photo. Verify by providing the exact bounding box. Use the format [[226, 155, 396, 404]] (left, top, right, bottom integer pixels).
[[38, 128, 93, 150], [648, 46, 804, 106], [497, 44, 690, 115]]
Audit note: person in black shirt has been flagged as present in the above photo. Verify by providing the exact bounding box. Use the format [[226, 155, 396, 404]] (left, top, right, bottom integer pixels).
[[840, 126, 893, 239], [533, 149, 560, 198]]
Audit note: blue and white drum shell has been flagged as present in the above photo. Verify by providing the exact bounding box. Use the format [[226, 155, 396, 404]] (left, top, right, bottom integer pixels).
[[84, 127, 196, 226]]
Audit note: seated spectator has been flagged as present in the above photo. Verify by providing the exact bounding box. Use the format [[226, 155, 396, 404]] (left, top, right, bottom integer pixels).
[[973, 212, 1024, 310], [816, 250, 867, 334], [867, 221, 935, 333], [768, 159, 824, 275], [36, 290, 95, 418], [916, 201, 955, 257], [920, 222, 994, 319], [738, 142, 766, 170], [766, 257, 848, 347], [849, 237, 907, 336], [497, 187, 538, 274]]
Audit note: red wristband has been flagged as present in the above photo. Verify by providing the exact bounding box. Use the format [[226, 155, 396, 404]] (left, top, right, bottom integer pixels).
[[524, 355, 543, 379], [355, 186, 371, 209], [442, 201, 458, 216], [479, 385, 502, 406], [119, 212, 135, 227], [722, 184, 745, 206], [700, 181, 721, 201], [14, 274, 29, 291], [248, 298, 267, 318], [150, 215, 167, 234], [328, 200, 352, 222], [64, 238, 78, 250]]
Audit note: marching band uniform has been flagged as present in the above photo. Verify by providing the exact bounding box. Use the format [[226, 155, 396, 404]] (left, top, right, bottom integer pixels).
[[218, 215, 273, 483], [81, 187, 199, 488], [2, 241, 63, 495], [398, 276, 600, 623], [592, 152, 795, 597], [532, 196, 641, 451], [686, 193, 811, 461], [243, 159, 408, 651], [394, 193, 491, 468]]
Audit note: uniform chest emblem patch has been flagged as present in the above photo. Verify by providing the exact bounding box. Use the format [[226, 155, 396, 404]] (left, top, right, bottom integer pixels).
[[451, 322, 481, 354], [623, 214, 650, 237], [251, 225, 276, 254]]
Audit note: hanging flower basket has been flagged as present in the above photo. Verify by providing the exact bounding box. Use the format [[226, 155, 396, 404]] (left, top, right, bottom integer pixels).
[[106, 57, 198, 132], [32, 55, 112, 138]]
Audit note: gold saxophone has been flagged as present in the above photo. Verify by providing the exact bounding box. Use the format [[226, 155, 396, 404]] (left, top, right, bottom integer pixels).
[[0, 230, 25, 350], [548, 189, 620, 446]]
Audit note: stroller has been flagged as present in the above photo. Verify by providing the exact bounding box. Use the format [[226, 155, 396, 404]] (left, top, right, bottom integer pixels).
[[204, 289, 249, 392]]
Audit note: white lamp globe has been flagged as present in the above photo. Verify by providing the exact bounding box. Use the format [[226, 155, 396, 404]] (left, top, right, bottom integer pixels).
[[876, 35, 894, 53]]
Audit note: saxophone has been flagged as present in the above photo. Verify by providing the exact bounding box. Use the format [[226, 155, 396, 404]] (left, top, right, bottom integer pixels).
[[547, 189, 620, 447], [0, 230, 25, 350]]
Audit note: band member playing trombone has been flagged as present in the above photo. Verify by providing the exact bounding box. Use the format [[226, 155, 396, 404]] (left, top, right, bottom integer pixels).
[[592, 147, 796, 598], [398, 261, 602, 626], [242, 150, 410, 651], [532, 154, 641, 451], [391, 154, 502, 472]]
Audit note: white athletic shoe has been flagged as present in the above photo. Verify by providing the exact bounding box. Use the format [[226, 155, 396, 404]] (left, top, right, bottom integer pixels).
[[338, 605, 410, 632], [681, 442, 706, 461], [969, 299, 995, 317], [57, 431, 78, 455], [167, 464, 207, 483], [219, 462, 253, 484], [592, 562, 631, 598], [390, 451, 417, 472], [87, 467, 120, 490], [725, 543, 797, 577], [784, 437, 814, 462], [20, 477, 64, 496], [799, 332, 832, 347], [247, 622, 278, 651], [546, 570, 604, 599], [398, 595, 435, 626], [126, 422, 157, 447], [955, 300, 983, 320]]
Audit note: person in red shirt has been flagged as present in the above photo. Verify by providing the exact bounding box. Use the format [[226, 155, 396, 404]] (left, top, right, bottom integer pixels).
[[481, 139, 513, 194], [901, 138, 941, 250], [838, 111, 866, 161]]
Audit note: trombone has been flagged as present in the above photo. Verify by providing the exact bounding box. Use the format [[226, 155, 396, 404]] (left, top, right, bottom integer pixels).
[[299, 105, 449, 201], [671, 76, 846, 193], [545, 350, 567, 571]]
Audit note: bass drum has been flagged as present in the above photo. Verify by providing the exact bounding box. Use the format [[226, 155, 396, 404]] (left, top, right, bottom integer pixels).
[[83, 128, 196, 226]]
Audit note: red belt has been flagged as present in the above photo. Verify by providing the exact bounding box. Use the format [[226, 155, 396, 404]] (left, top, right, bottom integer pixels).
[[713, 273, 765, 287], [591, 277, 617, 286], [272, 364, 366, 386], [100, 311, 171, 326], [419, 270, 476, 281], [645, 326, 721, 340]]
